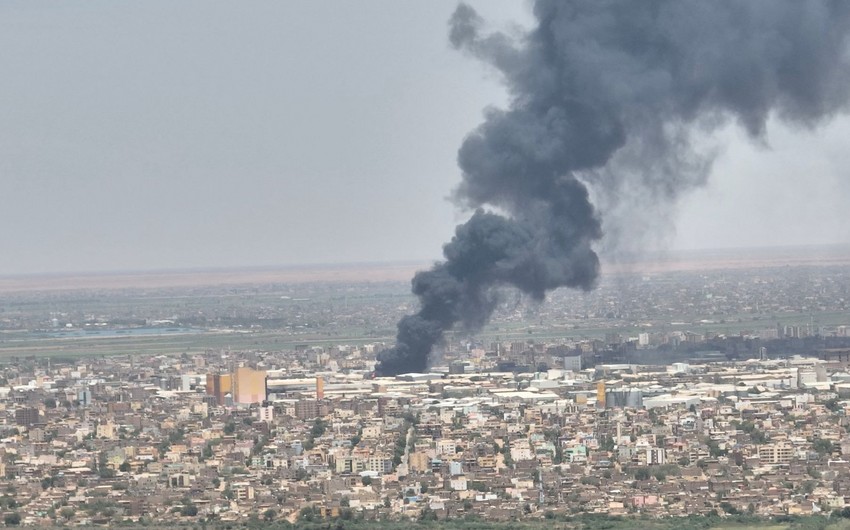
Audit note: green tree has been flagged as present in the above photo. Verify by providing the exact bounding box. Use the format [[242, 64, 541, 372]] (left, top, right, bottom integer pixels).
[[310, 419, 327, 439], [298, 505, 319, 522], [824, 398, 842, 412], [707, 439, 726, 457], [168, 427, 185, 444], [60, 507, 75, 521], [813, 439, 834, 456], [740, 421, 756, 433], [502, 443, 514, 467], [719, 501, 740, 515], [418, 506, 438, 521]]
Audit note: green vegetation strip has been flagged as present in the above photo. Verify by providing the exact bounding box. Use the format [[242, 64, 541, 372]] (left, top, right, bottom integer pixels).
[[30, 514, 850, 530]]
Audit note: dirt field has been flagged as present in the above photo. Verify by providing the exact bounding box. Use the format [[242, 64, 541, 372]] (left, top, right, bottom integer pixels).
[[0, 261, 429, 293], [1, 244, 849, 294]]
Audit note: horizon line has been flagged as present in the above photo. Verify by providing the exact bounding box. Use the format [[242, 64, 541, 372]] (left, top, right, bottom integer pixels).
[[2, 241, 850, 280]]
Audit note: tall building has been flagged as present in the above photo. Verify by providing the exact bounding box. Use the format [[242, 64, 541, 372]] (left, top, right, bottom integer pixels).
[[15, 407, 40, 426], [605, 388, 643, 409], [232, 367, 267, 405], [295, 399, 319, 420], [563, 354, 582, 372], [77, 389, 93, 407], [596, 382, 606, 409], [758, 443, 794, 464], [206, 373, 232, 406], [646, 447, 666, 465], [257, 406, 274, 422], [316, 376, 324, 400]]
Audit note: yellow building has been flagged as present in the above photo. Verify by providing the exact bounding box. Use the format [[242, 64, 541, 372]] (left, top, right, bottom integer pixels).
[[206, 373, 232, 405], [233, 367, 267, 405], [758, 443, 794, 464], [409, 451, 430, 473], [96, 421, 116, 440]]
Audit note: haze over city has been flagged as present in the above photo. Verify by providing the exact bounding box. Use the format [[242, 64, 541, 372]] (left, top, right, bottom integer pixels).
[[2, 0, 850, 276], [6, 2, 850, 529]]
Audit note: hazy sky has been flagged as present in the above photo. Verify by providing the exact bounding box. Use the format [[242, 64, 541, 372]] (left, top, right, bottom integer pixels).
[[2, 1, 849, 275]]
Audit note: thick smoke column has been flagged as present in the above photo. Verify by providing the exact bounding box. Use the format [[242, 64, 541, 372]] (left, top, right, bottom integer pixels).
[[376, 0, 850, 376]]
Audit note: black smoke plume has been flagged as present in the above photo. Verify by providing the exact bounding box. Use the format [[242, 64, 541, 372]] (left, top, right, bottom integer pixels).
[[376, 0, 850, 376]]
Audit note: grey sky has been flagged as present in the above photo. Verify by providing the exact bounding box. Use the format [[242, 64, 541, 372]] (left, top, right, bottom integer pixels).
[[1, 1, 849, 275]]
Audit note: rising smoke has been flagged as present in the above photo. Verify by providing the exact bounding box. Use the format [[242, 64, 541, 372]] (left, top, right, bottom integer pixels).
[[375, 0, 850, 376]]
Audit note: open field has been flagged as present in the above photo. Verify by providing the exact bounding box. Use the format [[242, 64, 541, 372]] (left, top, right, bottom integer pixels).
[[0, 328, 396, 359], [1, 244, 849, 361], [0, 261, 429, 294], [2, 244, 849, 294], [604, 244, 850, 274]]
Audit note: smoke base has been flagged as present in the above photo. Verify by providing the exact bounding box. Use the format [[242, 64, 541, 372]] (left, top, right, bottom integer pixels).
[[376, 0, 850, 376]]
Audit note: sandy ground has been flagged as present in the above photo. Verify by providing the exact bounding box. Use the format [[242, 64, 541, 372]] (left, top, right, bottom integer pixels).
[[603, 245, 850, 274], [1, 245, 849, 294], [0, 262, 430, 293]]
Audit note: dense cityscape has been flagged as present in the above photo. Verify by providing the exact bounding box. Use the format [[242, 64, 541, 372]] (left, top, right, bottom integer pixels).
[[1, 260, 850, 527], [6, 0, 850, 528]]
